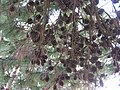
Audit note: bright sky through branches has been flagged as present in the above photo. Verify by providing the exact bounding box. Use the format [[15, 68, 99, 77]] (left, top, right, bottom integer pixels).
[[97, 0, 120, 90], [97, 0, 120, 18], [49, 0, 120, 24]]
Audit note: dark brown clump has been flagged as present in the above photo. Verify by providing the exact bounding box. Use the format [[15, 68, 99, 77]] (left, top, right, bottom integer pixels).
[[58, 80, 64, 86], [66, 67, 72, 73], [92, 35, 97, 41], [74, 75, 77, 80], [31, 60, 35, 65], [53, 84, 57, 90], [35, 0, 39, 6], [91, 66, 97, 73], [65, 75, 70, 80], [35, 14, 41, 20], [82, 19, 89, 24], [96, 61, 102, 67], [30, 30, 40, 43], [9, 4, 15, 12], [80, 61, 84, 67], [69, 63, 76, 68], [60, 59, 65, 64], [27, 18, 33, 24], [47, 66, 54, 71], [59, 75, 65, 80], [27, 1, 34, 6], [41, 54, 48, 60], [90, 56, 98, 63], [44, 75, 49, 82], [36, 60, 40, 65]]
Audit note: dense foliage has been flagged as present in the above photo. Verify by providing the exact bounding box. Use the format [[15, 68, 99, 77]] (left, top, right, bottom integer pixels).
[[0, 0, 120, 90]]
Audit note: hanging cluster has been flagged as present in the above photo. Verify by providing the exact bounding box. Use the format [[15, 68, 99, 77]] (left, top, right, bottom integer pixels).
[[6, 0, 120, 89]]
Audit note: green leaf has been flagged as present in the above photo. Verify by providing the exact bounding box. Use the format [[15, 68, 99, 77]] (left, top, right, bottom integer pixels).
[[0, 14, 8, 24], [1, 0, 9, 4], [0, 70, 4, 85]]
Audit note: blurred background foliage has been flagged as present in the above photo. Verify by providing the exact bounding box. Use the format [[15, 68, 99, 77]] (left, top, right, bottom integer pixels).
[[0, 0, 120, 90]]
